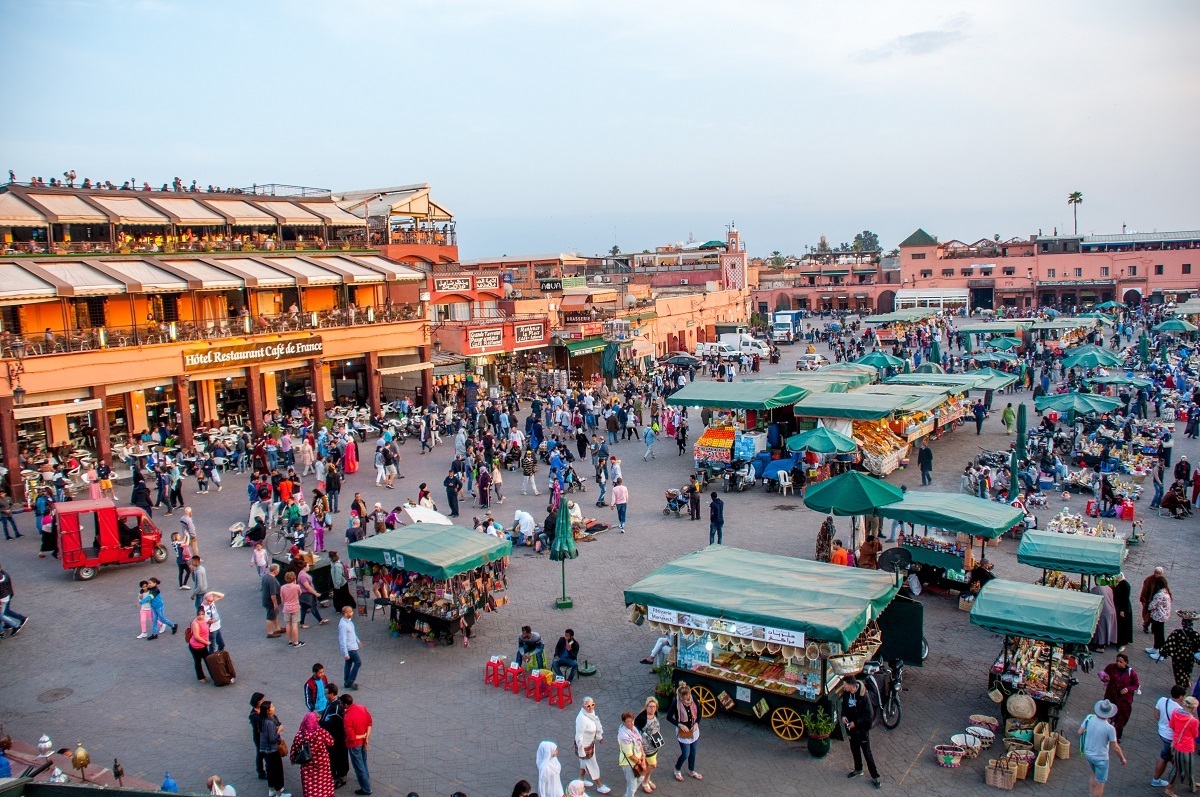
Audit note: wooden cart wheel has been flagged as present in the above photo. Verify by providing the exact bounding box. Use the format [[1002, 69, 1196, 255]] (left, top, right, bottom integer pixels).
[[771, 706, 805, 741], [691, 685, 718, 718]]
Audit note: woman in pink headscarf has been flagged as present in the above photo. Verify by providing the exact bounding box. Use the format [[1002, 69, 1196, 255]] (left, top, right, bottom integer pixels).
[[86, 465, 102, 500], [342, 433, 359, 474], [291, 711, 335, 797]]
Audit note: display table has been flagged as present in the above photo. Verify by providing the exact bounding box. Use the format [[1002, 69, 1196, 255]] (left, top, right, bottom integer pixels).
[[274, 554, 333, 598], [390, 603, 477, 645], [901, 542, 966, 572]]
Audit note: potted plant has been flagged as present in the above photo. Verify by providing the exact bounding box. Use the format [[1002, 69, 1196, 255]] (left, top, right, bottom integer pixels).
[[652, 664, 675, 704], [805, 707, 835, 758]]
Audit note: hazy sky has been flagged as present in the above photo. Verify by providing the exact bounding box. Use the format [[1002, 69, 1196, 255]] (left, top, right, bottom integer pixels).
[[4, 0, 1198, 258]]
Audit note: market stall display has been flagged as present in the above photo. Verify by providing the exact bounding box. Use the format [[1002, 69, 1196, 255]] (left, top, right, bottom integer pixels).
[[624, 546, 908, 741], [693, 425, 735, 467], [856, 385, 966, 443], [348, 523, 512, 646], [1016, 530, 1125, 588], [970, 580, 1103, 728], [1045, 509, 1120, 538], [792, 393, 910, 475]]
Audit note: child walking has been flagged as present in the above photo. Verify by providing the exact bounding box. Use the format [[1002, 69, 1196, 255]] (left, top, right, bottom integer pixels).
[[251, 542, 269, 576], [137, 580, 154, 639]]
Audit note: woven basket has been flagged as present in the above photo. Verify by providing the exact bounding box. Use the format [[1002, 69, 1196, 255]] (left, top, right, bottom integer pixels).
[[951, 733, 981, 759], [934, 744, 965, 768], [1055, 733, 1070, 760], [967, 726, 996, 749], [1032, 720, 1049, 750], [1006, 693, 1037, 720], [1033, 750, 1053, 783], [827, 651, 871, 676], [1010, 749, 1035, 780], [959, 595, 974, 612], [985, 758, 1017, 791], [971, 714, 1001, 732], [1003, 738, 1033, 754], [1039, 735, 1057, 756]]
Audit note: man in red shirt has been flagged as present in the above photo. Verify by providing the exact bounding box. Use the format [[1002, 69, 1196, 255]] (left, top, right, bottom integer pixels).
[[341, 693, 373, 795]]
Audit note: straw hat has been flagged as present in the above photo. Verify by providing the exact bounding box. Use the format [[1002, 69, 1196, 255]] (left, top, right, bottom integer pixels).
[[1007, 693, 1037, 720]]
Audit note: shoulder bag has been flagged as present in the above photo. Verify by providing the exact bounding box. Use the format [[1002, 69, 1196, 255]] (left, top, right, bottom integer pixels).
[[291, 738, 313, 766], [575, 740, 595, 759]]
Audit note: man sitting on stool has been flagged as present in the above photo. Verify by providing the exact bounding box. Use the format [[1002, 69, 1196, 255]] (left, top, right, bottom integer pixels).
[[553, 628, 580, 681]]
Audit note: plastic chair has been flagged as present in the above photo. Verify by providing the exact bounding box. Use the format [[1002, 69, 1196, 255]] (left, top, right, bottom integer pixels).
[[503, 666, 525, 694], [525, 674, 549, 702], [484, 659, 504, 687], [548, 679, 574, 710], [370, 597, 391, 622], [778, 471, 794, 496]]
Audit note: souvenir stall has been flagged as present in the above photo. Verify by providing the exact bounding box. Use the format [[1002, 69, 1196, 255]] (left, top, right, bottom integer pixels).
[[347, 523, 512, 647], [970, 580, 1103, 729], [1016, 529, 1126, 591], [666, 381, 810, 479], [873, 492, 1025, 593], [624, 546, 910, 743], [955, 321, 1034, 353], [855, 385, 967, 444], [791, 393, 909, 476], [862, 309, 940, 346], [1030, 319, 1093, 353], [1042, 508, 1123, 538]]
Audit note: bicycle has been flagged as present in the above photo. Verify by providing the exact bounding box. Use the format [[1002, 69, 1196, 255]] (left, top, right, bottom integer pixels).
[[266, 526, 306, 556]]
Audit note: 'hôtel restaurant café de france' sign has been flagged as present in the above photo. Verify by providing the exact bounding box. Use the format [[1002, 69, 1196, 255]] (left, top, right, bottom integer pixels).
[[183, 337, 325, 371]]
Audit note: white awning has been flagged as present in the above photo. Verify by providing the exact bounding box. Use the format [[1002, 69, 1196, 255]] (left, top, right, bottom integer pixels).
[[202, 199, 277, 225], [377, 361, 433, 376], [298, 202, 365, 226], [99, 259, 189, 292], [254, 201, 324, 226], [142, 197, 225, 225], [87, 196, 169, 225], [0, 193, 48, 226], [895, 288, 969, 301], [0, 263, 55, 304], [213, 258, 295, 288], [159, 259, 245, 290], [25, 194, 107, 223], [350, 255, 425, 282], [311, 256, 384, 283], [36, 261, 126, 296], [264, 256, 342, 286], [12, 398, 104, 420]]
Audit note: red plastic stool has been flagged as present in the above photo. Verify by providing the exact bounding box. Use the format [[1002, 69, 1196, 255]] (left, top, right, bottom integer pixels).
[[1085, 499, 1099, 517], [503, 666, 525, 694], [525, 675, 549, 702], [548, 679, 574, 710], [484, 659, 504, 687]]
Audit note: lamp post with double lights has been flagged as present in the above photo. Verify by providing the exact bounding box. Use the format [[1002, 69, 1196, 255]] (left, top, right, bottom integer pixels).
[[5, 338, 27, 407]]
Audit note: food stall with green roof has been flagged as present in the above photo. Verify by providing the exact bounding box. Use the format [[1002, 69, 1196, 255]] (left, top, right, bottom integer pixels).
[[1016, 529, 1126, 589], [624, 546, 908, 741], [791, 392, 910, 476]]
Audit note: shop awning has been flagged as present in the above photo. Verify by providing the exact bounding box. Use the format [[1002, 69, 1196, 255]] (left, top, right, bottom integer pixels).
[[347, 523, 511, 580], [792, 392, 904, 420], [87, 196, 169, 225], [97, 259, 189, 292], [1031, 319, 1091, 331], [351, 255, 426, 282], [665, 380, 809, 410], [24, 193, 108, 223], [895, 288, 969, 304], [201, 199, 278, 226], [0, 192, 48, 226], [821, 269, 849, 276], [562, 338, 606, 357], [257, 201, 324, 226], [874, 492, 1024, 539], [141, 196, 226, 225], [561, 293, 591, 308], [208, 257, 295, 288], [623, 546, 899, 650], [263, 256, 342, 286], [970, 579, 1104, 645], [33, 261, 126, 296], [0, 263, 56, 304], [12, 398, 104, 420], [298, 202, 366, 226], [956, 321, 1035, 334], [312, 256, 385, 283], [1016, 530, 1126, 576], [624, 338, 655, 358], [377, 361, 433, 376], [159, 258, 246, 290], [961, 368, 1020, 390]]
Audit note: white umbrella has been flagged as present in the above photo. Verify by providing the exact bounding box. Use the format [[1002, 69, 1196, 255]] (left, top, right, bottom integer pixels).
[[398, 504, 453, 526]]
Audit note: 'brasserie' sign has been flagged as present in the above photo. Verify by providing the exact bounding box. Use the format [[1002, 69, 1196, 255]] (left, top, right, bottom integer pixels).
[[183, 337, 324, 371]]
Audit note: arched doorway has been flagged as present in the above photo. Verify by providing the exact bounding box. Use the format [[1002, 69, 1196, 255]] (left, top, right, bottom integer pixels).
[[1123, 289, 1142, 306], [774, 294, 792, 311], [876, 290, 896, 314]]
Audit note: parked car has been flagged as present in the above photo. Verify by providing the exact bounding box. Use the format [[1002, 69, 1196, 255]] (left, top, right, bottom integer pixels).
[[795, 353, 831, 371], [695, 342, 739, 360], [661, 353, 701, 369]]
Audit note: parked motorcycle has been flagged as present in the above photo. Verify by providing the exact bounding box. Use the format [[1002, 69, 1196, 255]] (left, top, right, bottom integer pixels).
[[723, 459, 755, 493]]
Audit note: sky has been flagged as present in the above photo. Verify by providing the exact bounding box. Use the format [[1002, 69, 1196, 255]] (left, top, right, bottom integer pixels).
[[3, 0, 1199, 259]]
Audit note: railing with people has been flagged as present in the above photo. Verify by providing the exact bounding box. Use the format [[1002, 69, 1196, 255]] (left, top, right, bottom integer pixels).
[[0, 238, 374, 257], [1, 304, 427, 359]]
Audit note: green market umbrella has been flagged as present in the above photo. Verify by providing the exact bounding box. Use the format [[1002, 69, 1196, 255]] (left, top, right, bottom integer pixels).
[[1035, 393, 1122, 417], [550, 502, 578, 609], [803, 470, 904, 517], [1094, 301, 1124, 310], [1139, 333, 1151, 363], [1015, 403, 1028, 461], [902, 358, 912, 374], [988, 337, 1023, 351], [856, 351, 905, 370], [1154, 318, 1198, 334], [785, 426, 858, 454], [1076, 312, 1114, 324], [1062, 349, 1122, 370], [914, 361, 945, 374], [969, 351, 1017, 365], [930, 339, 942, 367], [1008, 450, 1020, 501]]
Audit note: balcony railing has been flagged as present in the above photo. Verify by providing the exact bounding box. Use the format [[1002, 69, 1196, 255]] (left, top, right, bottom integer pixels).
[[1, 239, 374, 257], [379, 229, 456, 247], [2, 304, 425, 358]]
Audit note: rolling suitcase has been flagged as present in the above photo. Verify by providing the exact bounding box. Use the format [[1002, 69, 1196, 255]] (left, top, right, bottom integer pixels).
[[204, 649, 237, 686]]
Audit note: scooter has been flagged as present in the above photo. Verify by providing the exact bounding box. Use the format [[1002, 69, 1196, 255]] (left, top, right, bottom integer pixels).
[[723, 459, 756, 493]]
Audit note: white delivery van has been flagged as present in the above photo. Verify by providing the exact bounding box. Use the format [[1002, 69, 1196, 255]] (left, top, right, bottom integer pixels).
[[719, 333, 770, 358], [695, 342, 739, 360]]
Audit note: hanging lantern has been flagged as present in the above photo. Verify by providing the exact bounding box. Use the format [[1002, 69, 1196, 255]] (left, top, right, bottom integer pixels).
[[71, 742, 91, 781]]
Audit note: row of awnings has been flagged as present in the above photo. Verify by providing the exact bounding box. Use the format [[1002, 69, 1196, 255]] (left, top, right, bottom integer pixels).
[[0, 254, 425, 302], [0, 188, 368, 228]]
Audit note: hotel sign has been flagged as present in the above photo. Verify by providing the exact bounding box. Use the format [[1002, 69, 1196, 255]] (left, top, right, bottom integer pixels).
[[467, 328, 504, 349], [475, 275, 500, 290], [514, 322, 545, 345], [183, 337, 323, 371], [433, 277, 472, 293]]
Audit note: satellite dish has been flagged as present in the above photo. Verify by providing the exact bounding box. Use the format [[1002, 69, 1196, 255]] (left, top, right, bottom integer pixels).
[[625, 295, 637, 308], [878, 547, 913, 575]]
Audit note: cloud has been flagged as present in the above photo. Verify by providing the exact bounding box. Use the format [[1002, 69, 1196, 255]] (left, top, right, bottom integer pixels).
[[855, 14, 969, 62]]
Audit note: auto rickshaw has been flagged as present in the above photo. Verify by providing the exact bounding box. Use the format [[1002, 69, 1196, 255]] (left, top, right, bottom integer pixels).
[[57, 499, 168, 581]]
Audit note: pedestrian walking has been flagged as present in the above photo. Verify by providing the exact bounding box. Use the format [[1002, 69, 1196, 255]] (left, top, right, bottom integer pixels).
[[708, 492, 724, 545], [1164, 696, 1198, 797], [686, 474, 701, 521], [840, 676, 880, 788], [188, 607, 212, 682], [280, 572, 305, 648], [341, 693, 372, 795], [1077, 699, 1126, 797], [291, 711, 335, 797], [1151, 685, 1185, 788], [444, 469, 462, 517], [917, 441, 933, 486], [0, 491, 21, 540], [0, 561, 28, 636], [610, 478, 629, 532], [633, 697, 664, 792], [1146, 575, 1173, 657], [521, 448, 540, 496], [536, 741, 565, 797], [665, 683, 701, 784], [1143, 567, 1165, 634], [298, 563, 327, 629], [576, 696, 611, 793], [1099, 653, 1139, 739], [329, 552, 355, 615], [973, 400, 986, 435], [617, 712, 647, 797], [1113, 573, 1134, 651], [642, 424, 656, 461], [339, 605, 362, 690], [1001, 402, 1016, 434], [257, 701, 292, 797], [146, 577, 176, 639], [319, 684, 349, 790], [263, 563, 284, 638]]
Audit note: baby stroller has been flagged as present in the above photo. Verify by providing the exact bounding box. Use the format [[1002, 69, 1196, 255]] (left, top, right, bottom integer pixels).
[[503, 446, 522, 471], [663, 488, 686, 517], [563, 465, 588, 493]]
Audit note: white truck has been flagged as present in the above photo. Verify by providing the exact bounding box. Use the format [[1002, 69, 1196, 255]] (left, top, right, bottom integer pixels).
[[772, 311, 802, 344], [719, 333, 771, 358]]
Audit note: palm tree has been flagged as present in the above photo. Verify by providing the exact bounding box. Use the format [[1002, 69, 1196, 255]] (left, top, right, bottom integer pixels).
[[609, 245, 620, 256], [1068, 191, 1083, 234]]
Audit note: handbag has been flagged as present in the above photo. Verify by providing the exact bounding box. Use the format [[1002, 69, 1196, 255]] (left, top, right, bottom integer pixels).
[[678, 725, 695, 740], [575, 741, 595, 759], [276, 739, 288, 757], [631, 756, 650, 778], [642, 729, 664, 754], [291, 739, 313, 766]]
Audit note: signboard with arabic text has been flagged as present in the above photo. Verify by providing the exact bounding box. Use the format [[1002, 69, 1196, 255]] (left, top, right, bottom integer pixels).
[[475, 275, 500, 290], [433, 277, 472, 293], [646, 605, 804, 646]]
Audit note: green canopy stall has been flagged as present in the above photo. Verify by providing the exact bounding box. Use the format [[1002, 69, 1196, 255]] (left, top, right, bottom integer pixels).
[[786, 426, 858, 454], [1016, 530, 1125, 586], [792, 392, 904, 421], [624, 545, 910, 740], [348, 524, 512, 645], [855, 351, 905, 370], [666, 380, 810, 410], [970, 579, 1103, 728]]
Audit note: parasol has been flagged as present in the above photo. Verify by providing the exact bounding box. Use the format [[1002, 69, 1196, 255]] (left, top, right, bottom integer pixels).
[[785, 426, 858, 454], [1153, 318, 1198, 334], [855, 351, 904, 370], [1015, 403, 1028, 461], [550, 502, 578, 609]]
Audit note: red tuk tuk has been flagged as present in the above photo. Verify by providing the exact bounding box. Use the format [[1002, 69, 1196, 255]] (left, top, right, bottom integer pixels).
[[57, 499, 168, 581]]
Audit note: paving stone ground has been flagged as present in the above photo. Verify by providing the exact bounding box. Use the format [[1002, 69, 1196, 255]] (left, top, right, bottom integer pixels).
[[1, 327, 1193, 797]]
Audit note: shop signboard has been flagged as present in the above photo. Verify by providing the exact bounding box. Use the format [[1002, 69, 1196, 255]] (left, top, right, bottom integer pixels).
[[475, 275, 500, 290], [467, 328, 504, 350], [514, 322, 545, 345], [433, 277, 472, 293], [563, 310, 594, 325], [647, 605, 804, 646], [539, 278, 563, 292], [183, 337, 324, 371], [562, 276, 587, 289]]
